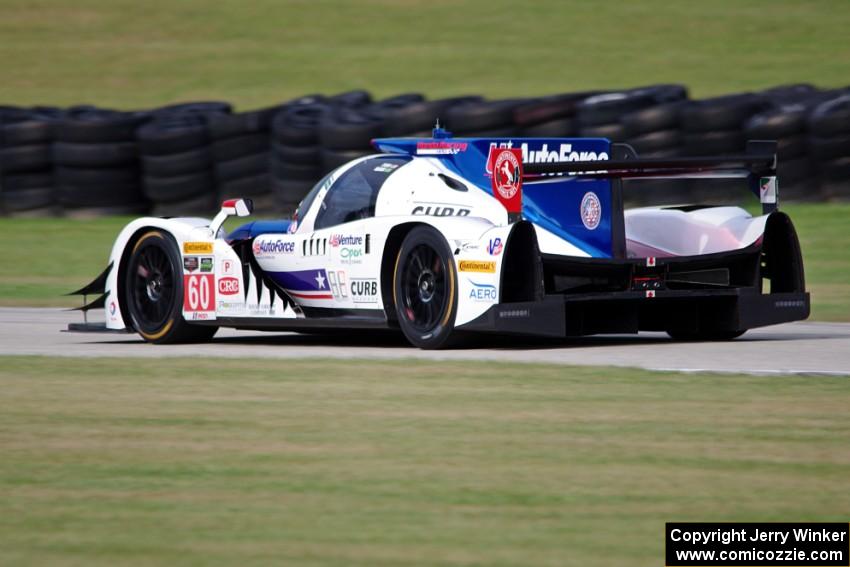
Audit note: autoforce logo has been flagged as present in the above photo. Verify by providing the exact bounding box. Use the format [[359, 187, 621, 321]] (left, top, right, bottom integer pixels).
[[485, 142, 609, 173], [218, 277, 240, 295], [330, 234, 363, 247], [253, 239, 295, 255]]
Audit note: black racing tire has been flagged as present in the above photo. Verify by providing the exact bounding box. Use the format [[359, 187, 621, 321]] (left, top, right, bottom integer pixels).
[[680, 94, 770, 132], [271, 177, 315, 207], [214, 152, 269, 182], [777, 156, 813, 185], [218, 173, 271, 198], [136, 118, 208, 156], [453, 126, 517, 137], [576, 92, 657, 127], [53, 110, 148, 143], [578, 122, 627, 140], [512, 92, 600, 126], [0, 187, 54, 212], [318, 109, 383, 150], [153, 101, 233, 116], [270, 158, 322, 182], [622, 102, 684, 136], [57, 182, 144, 208], [379, 96, 483, 136], [762, 83, 818, 102], [321, 148, 372, 171], [775, 135, 807, 160], [744, 107, 807, 138], [143, 171, 214, 202], [271, 141, 321, 165], [682, 130, 745, 156], [444, 100, 519, 132], [328, 89, 373, 107], [124, 230, 217, 343], [207, 106, 280, 140], [150, 192, 217, 217], [520, 117, 576, 137], [2, 172, 53, 191], [0, 144, 51, 172], [820, 155, 850, 182], [631, 83, 689, 103], [142, 147, 211, 177], [1, 119, 53, 146], [271, 105, 328, 145], [211, 133, 268, 161], [626, 129, 680, 153], [392, 225, 458, 349], [55, 166, 138, 186], [667, 329, 746, 341], [807, 94, 850, 137], [52, 141, 138, 167], [807, 134, 850, 161]]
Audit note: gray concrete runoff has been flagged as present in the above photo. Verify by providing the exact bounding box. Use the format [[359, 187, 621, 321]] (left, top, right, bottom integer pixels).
[[1, 307, 848, 376]]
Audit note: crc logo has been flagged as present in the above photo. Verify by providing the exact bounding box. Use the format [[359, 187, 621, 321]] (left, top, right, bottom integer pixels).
[[218, 277, 240, 295], [411, 205, 471, 217], [253, 239, 295, 255]]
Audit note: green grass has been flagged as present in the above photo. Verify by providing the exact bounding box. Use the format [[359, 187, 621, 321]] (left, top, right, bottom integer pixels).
[[0, 356, 848, 566], [1, 203, 848, 320], [0, 0, 847, 109]]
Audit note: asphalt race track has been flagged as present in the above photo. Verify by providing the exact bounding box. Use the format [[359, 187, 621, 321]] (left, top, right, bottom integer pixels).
[[1, 307, 848, 376]]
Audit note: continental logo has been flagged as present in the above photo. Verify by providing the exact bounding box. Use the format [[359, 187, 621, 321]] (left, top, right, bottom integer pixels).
[[183, 242, 213, 254], [458, 260, 496, 273]]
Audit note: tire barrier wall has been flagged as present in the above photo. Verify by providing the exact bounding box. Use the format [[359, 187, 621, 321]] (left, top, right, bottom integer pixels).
[[0, 83, 848, 217]]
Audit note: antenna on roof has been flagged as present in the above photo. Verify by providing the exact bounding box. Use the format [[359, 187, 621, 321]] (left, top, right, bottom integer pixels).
[[432, 119, 452, 139]]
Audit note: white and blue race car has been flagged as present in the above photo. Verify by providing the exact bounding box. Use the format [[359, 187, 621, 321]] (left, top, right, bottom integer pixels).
[[72, 128, 809, 348]]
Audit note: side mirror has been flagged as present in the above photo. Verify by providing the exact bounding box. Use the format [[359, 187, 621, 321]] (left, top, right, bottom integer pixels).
[[221, 198, 253, 217], [209, 198, 253, 237]]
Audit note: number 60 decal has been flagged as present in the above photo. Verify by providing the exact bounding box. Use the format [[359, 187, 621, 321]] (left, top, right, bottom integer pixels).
[[183, 274, 215, 312]]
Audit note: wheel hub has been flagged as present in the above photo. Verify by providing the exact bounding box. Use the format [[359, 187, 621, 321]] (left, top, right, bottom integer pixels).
[[417, 270, 435, 302], [146, 273, 163, 301]]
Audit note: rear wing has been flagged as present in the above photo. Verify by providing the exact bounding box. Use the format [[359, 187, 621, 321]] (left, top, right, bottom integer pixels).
[[523, 140, 779, 215]]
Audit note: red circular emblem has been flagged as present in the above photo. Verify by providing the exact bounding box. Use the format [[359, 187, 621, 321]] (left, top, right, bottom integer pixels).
[[493, 150, 521, 200]]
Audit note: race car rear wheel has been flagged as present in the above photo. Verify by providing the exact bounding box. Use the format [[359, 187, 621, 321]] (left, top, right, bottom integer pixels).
[[393, 226, 458, 349], [124, 230, 217, 344]]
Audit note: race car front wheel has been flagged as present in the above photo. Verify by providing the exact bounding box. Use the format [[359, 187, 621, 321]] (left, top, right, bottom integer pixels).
[[393, 226, 458, 349], [124, 230, 217, 344]]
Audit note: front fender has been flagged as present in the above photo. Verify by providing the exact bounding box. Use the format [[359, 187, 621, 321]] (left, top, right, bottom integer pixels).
[[104, 216, 214, 330]]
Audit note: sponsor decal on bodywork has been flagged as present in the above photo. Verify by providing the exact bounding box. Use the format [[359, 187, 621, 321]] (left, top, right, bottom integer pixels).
[[411, 205, 471, 216], [183, 242, 213, 254], [350, 278, 379, 303], [467, 279, 498, 302], [183, 256, 199, 272], [221, 259, 235, 275], [416, 141, 468, 155], [459, 260, 496, 273], [268, 269, 333, 301], [183, 274, 215, 312], [329, 234, 363, 247], [218, 276, 240, 295], [199, 257, 213, 273], [580, 192, 602, 230], [253, 239, 295, 256], [487, 238, 503, 256]]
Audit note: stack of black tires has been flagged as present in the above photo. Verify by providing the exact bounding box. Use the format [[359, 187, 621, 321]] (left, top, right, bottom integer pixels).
[[0, 107, 59, 216], [270, 98, 329, 214], [53, 107, 149, 216], [444, 98, 517, 137], [137, 102, 231, 216], [807, 94, 850, 199], [209, 105, 282, 211]]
